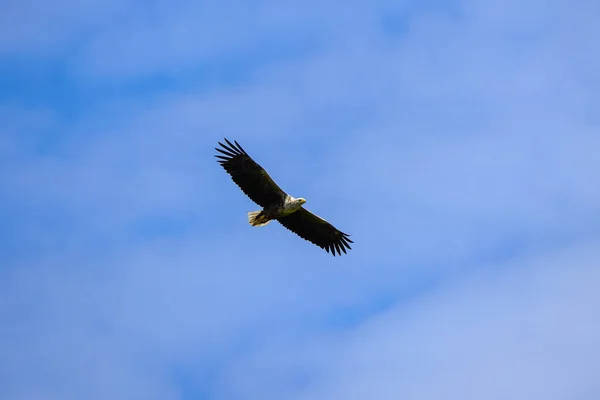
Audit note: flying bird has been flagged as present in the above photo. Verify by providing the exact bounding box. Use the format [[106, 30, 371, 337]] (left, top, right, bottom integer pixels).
[[215, 138, 353, 256]]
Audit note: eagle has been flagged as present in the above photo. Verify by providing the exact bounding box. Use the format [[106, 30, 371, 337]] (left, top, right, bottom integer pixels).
[[215, 138, 353, 256]]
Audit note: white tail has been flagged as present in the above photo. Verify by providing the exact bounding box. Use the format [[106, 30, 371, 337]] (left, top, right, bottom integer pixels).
[[248, 211, 271, 227]]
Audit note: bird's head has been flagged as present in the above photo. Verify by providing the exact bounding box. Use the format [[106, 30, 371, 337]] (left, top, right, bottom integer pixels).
[[296, 197, 307, 206]]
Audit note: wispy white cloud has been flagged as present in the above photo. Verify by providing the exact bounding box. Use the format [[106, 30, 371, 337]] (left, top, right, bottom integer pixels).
[[70, 0, 412, 78], [271, 238, 600, 400], [0, 0, 136, 55]]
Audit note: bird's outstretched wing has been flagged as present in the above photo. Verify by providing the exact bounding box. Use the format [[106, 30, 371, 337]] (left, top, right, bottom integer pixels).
[[277, 208, 353, 256], [215, 139, 287, 207]]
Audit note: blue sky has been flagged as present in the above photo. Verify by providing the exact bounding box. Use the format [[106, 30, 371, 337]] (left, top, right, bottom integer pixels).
[[1, 0, 600, 399]]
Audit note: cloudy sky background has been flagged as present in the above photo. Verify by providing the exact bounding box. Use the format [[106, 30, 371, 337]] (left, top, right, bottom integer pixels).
[[1, 0, 599, 399]]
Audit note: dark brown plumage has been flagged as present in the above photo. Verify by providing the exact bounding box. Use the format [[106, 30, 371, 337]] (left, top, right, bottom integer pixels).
[[215, 138, 352, 256]]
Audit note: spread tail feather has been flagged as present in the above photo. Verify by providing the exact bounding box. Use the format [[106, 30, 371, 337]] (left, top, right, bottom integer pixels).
[[248, 210, 271, 227]]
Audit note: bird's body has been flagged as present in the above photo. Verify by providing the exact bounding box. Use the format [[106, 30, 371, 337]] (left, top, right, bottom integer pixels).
[[247, 195, 306, 227], [215, 139, 352, 256]]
